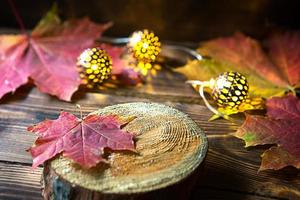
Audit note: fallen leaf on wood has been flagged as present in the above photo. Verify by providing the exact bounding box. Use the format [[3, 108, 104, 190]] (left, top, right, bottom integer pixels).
[[233, 95, 300, 170], [177, 59, 266, 118], [266, 31, 300, 87], [0, 35, 30, 99], [198, 32, 289, 89], [28, 111, 135, 168], [0, 5, 110, 101], [260, 146, 300, 171], [100, 44, 143, 86], [176, 32, 300, 99], [209, 97, 264, 121]]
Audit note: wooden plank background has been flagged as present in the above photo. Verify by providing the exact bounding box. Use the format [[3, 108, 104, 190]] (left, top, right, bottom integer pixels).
[[0, 61, 299, 200]]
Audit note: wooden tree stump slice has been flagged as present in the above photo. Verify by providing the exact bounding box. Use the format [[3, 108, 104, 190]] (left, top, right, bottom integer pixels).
[[42, 102, 208, 200]]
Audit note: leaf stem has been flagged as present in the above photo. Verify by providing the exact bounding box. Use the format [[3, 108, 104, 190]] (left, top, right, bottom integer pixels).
[[8, 0, 26, 33], [76, 104, 83, 119]]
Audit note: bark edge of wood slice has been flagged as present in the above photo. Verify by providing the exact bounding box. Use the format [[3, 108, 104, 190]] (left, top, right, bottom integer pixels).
[[42, 102, 208, 198]]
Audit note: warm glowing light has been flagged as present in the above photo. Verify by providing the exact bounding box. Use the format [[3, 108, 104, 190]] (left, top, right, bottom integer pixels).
[[132, 62, 162, 76], [187, 71, 249, 119], [129, 31, 143, 47], [77, 50, 91, 67], [91, 65, 98, 70], [212, 72, 249, 108], [77, 47, 112, 88], [142, 42, 149, 49], [137, 62, 153, 76], [128, 29, 161, 64], [215, 75, 231, 89]]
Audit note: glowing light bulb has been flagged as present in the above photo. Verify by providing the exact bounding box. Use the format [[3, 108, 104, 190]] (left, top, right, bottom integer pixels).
[[128, 29, 161, 64], [129, 32, 142, 47], [186, 71, 249, 119], [212, 72, 249, 108], [215, 75, 232, 89], [77, 47, 112, 88]]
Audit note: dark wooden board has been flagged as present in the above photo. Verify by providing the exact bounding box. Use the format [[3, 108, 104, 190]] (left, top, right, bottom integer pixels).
[[0, 85, 299, 200], [0, 162, 42, 200], [0, 162, 287, 200], [191, 188, 282, 200]]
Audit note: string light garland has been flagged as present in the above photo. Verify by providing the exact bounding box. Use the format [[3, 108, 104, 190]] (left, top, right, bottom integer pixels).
[[77, 47, 112, 88], [186, 71, 249, 117]]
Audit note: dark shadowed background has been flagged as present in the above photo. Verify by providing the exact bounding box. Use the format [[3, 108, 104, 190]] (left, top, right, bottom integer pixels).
[[1, 0, 300, 42]]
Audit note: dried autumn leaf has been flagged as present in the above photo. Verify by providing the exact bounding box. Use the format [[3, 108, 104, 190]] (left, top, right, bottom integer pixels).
[[177, 58, 286, 99], [234, 95, 300, 170], [0, 35, 30, 98], [28, 111, 135, 168], [176, 32, 300, 99], [198, 32, 288, 88], [0, 5, 110, 101], [177, 59, 266, 118], [266, 31, 300, 87], [99, 44, 143, 86], [209, 97, 264, 121], [260, 147, 300, 171]]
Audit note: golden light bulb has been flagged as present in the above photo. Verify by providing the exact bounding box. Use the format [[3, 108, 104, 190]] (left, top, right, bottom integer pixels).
[[128, 29, 161, 64], [211, 72, 249, 108], [77, 47, 112, 88], [186, 71, 249, 119]]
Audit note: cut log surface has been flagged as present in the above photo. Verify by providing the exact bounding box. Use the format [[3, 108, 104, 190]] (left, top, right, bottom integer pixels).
[[43, 102, 208, 199]]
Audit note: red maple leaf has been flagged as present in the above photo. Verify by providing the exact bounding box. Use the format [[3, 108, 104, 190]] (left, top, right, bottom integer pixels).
[[198, 32, 289, 87], [234, 95, 300, 170], [266, 31, 300, 86], [28, 111, 135, 168], [0, 7, 110, 101], [100, 44, 143, 86]]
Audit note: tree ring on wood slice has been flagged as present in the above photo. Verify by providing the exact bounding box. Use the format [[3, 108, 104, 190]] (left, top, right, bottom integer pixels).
[[42, 102, 208, 199]]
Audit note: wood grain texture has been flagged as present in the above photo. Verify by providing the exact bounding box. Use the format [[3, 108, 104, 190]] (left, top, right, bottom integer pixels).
[[0, 162, 42, 200], [41, 102, 207, 199], [0, 57, 298, 200], [198, 147, 300, 200], [0, 162, 285, 200], [0, 86, 299, 199], [191, 188, 281, 200]]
